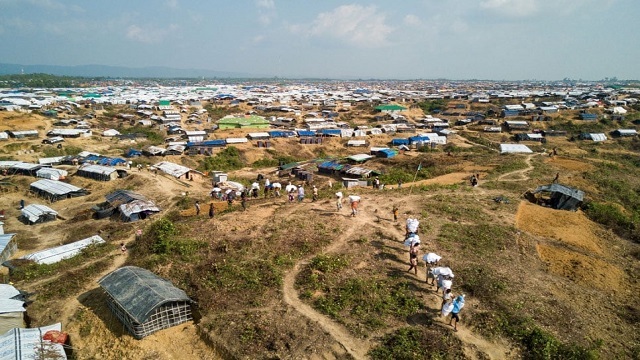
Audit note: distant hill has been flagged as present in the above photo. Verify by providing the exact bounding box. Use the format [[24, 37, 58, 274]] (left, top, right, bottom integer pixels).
[[0, 63, 259, 79]]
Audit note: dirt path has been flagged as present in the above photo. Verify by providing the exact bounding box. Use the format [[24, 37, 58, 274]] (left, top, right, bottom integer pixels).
[[497, 154, 536, 182], [282, 220, 373, 359]]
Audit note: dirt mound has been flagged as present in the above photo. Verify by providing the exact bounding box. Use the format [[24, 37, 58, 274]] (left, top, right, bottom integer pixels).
[[536, 243, 623, 291], [515, 201, 603, 255]]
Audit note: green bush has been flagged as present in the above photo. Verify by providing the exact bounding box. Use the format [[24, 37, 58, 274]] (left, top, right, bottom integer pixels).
[[200, 146, 244, 171], [368, 327, 466, 360]]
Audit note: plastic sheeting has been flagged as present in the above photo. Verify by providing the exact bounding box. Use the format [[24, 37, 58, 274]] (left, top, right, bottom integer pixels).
[[22, 235, 105, 265], [406, 218, 419, 233]]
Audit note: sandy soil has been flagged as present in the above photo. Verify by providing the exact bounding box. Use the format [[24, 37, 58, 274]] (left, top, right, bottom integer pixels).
[[515, 201, 604, 255]]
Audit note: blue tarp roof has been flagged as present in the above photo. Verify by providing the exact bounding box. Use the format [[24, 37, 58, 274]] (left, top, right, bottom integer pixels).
[[409, 136, 431, 143], [297, 131, 316, 137], [318, 129, 342, 135], [377, 149, 398, 158], [125, 149, 142, 157], [318, 161, 345, 170], [98, 158, 126, 166], [391, 138, 410, 145], [186, 139, 226, 147], [269, 131, 296, 138]]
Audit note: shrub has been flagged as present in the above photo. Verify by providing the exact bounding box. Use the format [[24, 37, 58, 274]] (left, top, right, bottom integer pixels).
[[200, 146, 244, 172]]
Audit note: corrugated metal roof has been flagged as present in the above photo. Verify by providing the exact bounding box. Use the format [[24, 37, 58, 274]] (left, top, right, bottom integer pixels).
[[22, 235, 105, 265], [98, 266, 192, 324], [30, 179, 83, 195], [21, 204, 58, 223], [500, 144, 533, 153], [0, 323, 66, 360]]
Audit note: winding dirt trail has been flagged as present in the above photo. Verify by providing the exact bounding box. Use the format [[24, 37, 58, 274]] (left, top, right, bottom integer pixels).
[[281, 198, 512, 359], [497, 154, 536, 182], [282, 223, 373, 359]]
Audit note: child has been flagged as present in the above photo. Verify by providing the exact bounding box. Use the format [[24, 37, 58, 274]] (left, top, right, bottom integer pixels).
[[120, 243, 127, 255], [392, 206, 399, 222]]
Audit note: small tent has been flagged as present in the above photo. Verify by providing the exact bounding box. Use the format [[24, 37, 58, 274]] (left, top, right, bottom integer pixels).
[[530, 184, 584, 211]]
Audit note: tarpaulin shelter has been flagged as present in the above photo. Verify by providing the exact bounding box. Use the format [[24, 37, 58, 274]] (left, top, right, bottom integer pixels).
[[530, 183, 585, 211], [98, 266, 193, 339], [0, 323, 67, 359], [76, 164, 124, 181], [0, 299, 26, 334], [36, 168, 68, 181], [22, 235, 105, 265], [29, 179, 89, 202], [20, 204, 58, 225], [0, 234, 17, 263]]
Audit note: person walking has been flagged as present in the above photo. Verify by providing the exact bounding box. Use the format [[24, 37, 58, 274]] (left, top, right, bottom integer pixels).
[[351, 200, 359, 217], [392, 206, 399, 222], [297, 185, 305, 202], [241, 191, 247, 211], [407, 241, 419, 275], [208, 203, 214, 219], [120, 243, 127, 255], [195, 201, 201, 216], [336, 192, 343, 211], [312, 185, 318, 202], [441, 288, 453, 311], [553, 172, 560, 183], [449, 295, 465, 332]]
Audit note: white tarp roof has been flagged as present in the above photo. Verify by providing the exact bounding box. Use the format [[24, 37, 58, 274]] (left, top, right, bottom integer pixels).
[[11, 162, 40, 171], [0, 132, 8, 140], [184, 130, 206, 136], [0, 299, 25, 314], [36, 168, 68, 180], [247, 132, 270, 138], [0, 234, 16, 257], [20, 204, 58, 223], [225, 137, 248, 144], [347, 154, 373, 162], [0, 323, 66, 360], [0, 161, 21, 169], [526, 133, 544, 139], [78, 164, 117, 175], [588, 133, 607, 141], [0, 285, 21, 300], [615, 129, 637, 135], [30, 179, 83, 195], [22, 235, 105, 265], [347, 140, 366, 146], [102, 129, 121, 136], [500, 144, 533, 154], [38, 156, 65, 165], [151, 161, 191, 178]]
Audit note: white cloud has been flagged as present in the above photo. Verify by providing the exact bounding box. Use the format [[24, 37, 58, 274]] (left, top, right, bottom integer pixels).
[[256, 0, 276, 25], [404, 14, 421, 27], [126, 24, 178, 44], [256, 0, 274, 9], [480, 0, 538, 17], [301, 5, 394, 48], [165, 0, 178, 9]]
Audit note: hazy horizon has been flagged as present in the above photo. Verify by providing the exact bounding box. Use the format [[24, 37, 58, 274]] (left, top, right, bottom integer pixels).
[[1, 0, 638, 81]]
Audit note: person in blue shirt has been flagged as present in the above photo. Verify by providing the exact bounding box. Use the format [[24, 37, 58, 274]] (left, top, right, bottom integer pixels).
[[449, 295, 465, 332]]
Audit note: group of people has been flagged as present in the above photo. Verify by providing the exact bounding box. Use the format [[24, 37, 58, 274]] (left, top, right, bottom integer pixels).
[[404, 218, 466, 332]]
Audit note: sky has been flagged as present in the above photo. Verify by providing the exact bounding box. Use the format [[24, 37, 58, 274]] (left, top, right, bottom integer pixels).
[[0, 0, 638, 80]]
